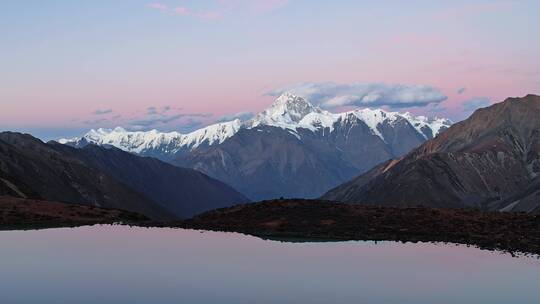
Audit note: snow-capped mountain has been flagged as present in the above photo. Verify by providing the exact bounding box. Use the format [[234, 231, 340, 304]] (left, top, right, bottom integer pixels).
[[246, 92, 451, 140], [60, 93, 451, 158], [59, 120, 242, 160], [60, 93, 451, 200]]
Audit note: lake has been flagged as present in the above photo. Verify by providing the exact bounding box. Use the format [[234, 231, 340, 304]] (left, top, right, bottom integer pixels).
[[0, 225, 538, 304]]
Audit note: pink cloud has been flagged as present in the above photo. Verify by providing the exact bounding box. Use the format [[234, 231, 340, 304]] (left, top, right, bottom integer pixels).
[[173, 6, 190, 15], [146, 2, 167, 11], [172, 7, 223, 21]]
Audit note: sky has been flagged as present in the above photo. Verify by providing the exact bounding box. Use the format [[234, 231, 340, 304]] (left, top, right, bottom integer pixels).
[[1, 0, 539, 140]]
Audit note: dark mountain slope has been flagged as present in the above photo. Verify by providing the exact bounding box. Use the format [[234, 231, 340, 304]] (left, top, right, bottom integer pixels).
[[0, 132, 248, 219], [174, 114, 430, 201], [498, 177, 540, 213], [322, 94, 540, 212], [59, 144, 249, 218], [0, 132, 170, 220], [175, 126, 360, 200]]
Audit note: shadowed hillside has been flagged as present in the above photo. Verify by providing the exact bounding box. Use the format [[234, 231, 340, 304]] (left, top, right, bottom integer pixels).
[[323, 94, 540, 213]]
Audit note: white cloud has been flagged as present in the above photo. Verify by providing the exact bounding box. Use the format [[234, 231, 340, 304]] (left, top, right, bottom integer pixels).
[[128, 106, 212, 129], [462, 97, 491, 112], [216, 111, 254, 122], [267, 82, 448, 109], [92, 109, 113, 115], [84, 118, 110, 125]]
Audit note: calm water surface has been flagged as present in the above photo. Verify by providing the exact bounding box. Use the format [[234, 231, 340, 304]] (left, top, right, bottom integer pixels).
[[0, 225, 538, 304]]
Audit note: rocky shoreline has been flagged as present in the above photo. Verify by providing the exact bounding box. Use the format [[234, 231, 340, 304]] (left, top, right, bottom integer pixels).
[[180, 199, 540, 255]]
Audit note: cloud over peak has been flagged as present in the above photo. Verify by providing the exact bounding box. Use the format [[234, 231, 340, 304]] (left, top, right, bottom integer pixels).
[[216, 111, 254, 122], [129, 106, 211, 129], [267, 82, 448, 109], [462, 97, 491, 112]]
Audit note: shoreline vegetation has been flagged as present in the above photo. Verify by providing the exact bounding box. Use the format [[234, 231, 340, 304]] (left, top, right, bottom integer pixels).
[[2, 196, 539, 256], [179, 199, 540, 256], [0, 196, 147, 230]]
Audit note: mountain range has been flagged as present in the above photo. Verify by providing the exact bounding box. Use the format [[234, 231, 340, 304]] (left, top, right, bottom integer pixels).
[[322, 94, 540, 213], [61, 93, 451, 200], [0, 132, 248, 219], [2, 93, 538, 222]]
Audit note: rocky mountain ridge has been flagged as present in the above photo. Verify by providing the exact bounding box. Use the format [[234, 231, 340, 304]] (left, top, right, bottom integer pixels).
[[322, 94, 540, 213]]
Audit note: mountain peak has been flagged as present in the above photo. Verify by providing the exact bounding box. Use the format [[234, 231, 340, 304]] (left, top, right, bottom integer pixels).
[[252, 93, 322, 127], [272, 92, 307, 104], [271, 93, 319, 117]]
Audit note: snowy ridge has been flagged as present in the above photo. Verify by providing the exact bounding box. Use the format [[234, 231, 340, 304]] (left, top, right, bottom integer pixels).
[[180, 119, 242, 149], [59, 93, 451, 154], [61, 120, 241, 154], [401, 113, 452, 138], [335, 108, 452, 140]]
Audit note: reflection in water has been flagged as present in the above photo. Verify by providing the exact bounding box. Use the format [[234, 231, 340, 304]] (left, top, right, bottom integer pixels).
[[0, 225, 538, 304]]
